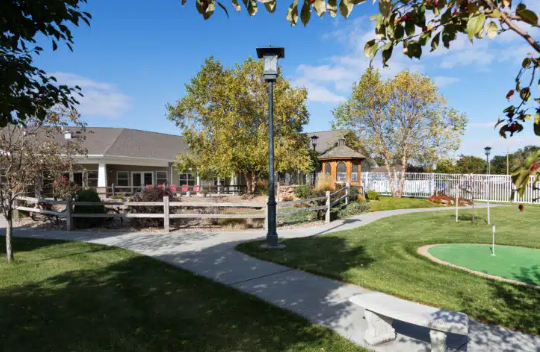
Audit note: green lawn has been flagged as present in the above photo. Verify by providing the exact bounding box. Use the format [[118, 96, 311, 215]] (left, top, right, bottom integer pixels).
[[428, 244, 540, 285], [368, 196, 441, 212], [0, 238, 368, 352], [237, 207, 540, 334]]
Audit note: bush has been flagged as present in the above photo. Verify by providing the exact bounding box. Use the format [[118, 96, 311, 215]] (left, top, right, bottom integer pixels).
[[74, 188, 106, 229], [294, 185, 312, 199], [366, 190, 380, 201], [130, 186, 176, 228], [335, 201, 370, 219], [349, 187, 359, 200], [357, 194, 366, 203]]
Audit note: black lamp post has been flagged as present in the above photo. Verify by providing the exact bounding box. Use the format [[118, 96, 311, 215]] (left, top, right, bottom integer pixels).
[[311, 135, 319, 186], [257, 46, 285, 248], [485, 146, 492, 224]]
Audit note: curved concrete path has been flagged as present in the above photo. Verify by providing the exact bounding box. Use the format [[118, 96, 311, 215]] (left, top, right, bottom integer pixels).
[[2, 204, 539, 352]]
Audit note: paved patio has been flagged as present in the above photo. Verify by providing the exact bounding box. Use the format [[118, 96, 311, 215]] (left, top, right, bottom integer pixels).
[[2, 204, 539, 352]]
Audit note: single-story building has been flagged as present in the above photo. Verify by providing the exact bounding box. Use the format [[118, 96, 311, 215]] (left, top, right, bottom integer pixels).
[[45, 127, 375, 198]]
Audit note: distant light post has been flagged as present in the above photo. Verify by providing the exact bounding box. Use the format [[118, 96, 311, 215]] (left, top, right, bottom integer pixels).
[[485, 146, 492, 224], [311, 135, 319, 186], [257, 46, 285, 248]]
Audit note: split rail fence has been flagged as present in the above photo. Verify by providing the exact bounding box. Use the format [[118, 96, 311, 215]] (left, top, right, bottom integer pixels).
[[361, 172, 539, 204], [14, 185, 351, 233]]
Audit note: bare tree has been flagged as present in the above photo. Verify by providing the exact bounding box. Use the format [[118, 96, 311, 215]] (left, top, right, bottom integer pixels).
[[0, 109, 86, 263]]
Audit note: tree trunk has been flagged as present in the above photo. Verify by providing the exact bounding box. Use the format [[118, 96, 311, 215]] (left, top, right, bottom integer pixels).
[[5, 213, 14, 263], [251, 171, 257, 194]]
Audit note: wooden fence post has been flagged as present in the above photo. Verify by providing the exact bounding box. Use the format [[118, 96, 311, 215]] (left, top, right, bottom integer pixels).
[[345, 183, 350, 205], [325, 191, 331, 224], [66, 198, 73, 231], [163, 196, 170, 234], [13, 198, 19, 222]]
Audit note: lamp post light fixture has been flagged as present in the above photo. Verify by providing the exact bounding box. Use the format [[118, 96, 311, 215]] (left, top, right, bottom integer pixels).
[[311, 135, 319, 186], [257, 46, 285, 248], [485, 146, 492, 225]]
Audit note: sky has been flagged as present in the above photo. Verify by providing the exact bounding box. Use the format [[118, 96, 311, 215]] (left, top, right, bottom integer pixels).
[[34, 0, 540, 159]]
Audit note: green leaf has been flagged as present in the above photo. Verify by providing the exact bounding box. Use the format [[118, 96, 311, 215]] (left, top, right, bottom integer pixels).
[[263, 0, 276, 12], [364, 39, 377, 58], [523, 57, 532, 69], [405, 20, 415, 37], [247, 0, 257, 15], [487, 9, 501, 18], [312, 0, 326, 17], [381, 42, 393, 66], [419, 32, 431, 46], [301, 0, 311, 26], [517, 8, 538, 25], [286, 0, 299, 25], [431, 32, 440, 52], [52, 40, 58, 51], [406, 41, 422, 59], [486, 22, 498, 39], [232, 0, 241, 11], [339, 0, 353, 18], [467, 14, 485, 41], [499, 125, 509, 138], [535, 113, 540, 136], [327, 0, 337, 17], [379, 0, 392, 18], [520, 87, 531, 101], [394, 24, 404, 40]]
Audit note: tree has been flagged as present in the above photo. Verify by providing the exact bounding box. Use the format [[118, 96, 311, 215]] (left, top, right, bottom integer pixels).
[[435, 158, 457, 174], [333, 68, 467, 197], [455, 155, 486, 174], [167, 57, 312, 194], [490, 154, 512, 175], [0, 109, 86, 263], [1, 0, 91, 126], [183, 0, 540, 195]]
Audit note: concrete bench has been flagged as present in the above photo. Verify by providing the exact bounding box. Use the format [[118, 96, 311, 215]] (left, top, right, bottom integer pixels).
[[350, 292, 468, 352]]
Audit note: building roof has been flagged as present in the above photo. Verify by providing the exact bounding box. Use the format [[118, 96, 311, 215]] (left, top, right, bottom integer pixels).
[[319, 139, 366, 159], [306, 130, 350, 154], [62, 127, 188, 161]]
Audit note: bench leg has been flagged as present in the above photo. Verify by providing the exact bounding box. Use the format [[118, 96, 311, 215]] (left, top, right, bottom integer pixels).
[[429, 330, 447, 352], [364, 310, 396, 345]]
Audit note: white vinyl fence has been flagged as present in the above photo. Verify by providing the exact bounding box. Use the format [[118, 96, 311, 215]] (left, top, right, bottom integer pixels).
[[361, 172, 540, 204]]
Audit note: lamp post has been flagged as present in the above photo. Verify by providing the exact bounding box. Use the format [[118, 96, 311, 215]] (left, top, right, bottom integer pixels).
[[257, 46, 285, 248], [485, 146, 492, 225], [311, 135, 319, 186]]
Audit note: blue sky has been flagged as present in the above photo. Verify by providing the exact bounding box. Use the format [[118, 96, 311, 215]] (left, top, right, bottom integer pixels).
[[35, 0, 540, 159]]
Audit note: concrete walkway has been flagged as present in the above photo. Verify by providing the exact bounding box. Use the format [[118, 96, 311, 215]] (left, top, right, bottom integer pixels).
[[2, 204, 539, 352]]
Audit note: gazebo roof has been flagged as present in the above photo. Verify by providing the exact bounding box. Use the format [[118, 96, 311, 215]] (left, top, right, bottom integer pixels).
[[319, 139, 366, 160]]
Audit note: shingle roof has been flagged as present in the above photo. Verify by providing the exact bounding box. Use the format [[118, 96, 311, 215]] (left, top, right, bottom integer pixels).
[[305, 130, 349, 154], [62, 127, 188, 161], [320, 142, 366, 159]]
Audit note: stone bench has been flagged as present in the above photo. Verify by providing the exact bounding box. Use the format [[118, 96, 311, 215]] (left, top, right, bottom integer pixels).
[[350, 292, 468, 352]]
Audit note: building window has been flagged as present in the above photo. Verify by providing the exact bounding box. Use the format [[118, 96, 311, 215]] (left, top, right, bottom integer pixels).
[[117, 171, 129, 187], [351, 164, 359, 182], [337, 162, 347, 182], [87, 171, 98, 188], [156, 171, 168, 185], [325, 163, 331, 175], [179, 172, 196, 186]]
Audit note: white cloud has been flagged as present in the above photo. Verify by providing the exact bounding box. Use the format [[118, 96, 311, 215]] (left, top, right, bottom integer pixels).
[[51, 72, 131, 118], [433, 76, 459, 87], [292, 78, 347, 103]]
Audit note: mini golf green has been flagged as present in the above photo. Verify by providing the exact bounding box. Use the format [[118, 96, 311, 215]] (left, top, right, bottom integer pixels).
[[427, 244, 540, 286]]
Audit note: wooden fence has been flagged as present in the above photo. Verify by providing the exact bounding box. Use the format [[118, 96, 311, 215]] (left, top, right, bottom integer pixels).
[[15, 185, 351, 233]]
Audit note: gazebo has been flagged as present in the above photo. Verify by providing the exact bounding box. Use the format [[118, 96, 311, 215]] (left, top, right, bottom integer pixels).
[[319, 138, 366, 189]]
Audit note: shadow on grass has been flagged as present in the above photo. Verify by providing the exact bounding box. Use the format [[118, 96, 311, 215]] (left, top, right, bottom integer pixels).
[[0, 239, 368, 352]]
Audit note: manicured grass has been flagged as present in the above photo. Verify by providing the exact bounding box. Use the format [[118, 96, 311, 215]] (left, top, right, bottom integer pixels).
[[237, 207, 540, 334], [0, 238, 369, 352], [428, 244, 540, 285], [368, 196, 441, 212]]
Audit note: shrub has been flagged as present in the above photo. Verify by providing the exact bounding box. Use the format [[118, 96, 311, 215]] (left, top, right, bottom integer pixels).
[[349, 187, 359, 200], [357, 194, 366, 203], [366, 190, 380, 201], [315, 173, 334, 192], [335, 201, 370, 219], [130, 186, 176, 228], [294, 185, 311, 199], [53, 176, 80, 200], [74, 188, 106, 229]]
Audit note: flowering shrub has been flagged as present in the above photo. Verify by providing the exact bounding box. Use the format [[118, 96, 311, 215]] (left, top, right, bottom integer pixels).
[[53, 176, 80, 200]]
